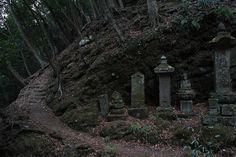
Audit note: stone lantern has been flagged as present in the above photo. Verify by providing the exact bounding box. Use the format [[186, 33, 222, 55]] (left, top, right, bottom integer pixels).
[[178, 73, 195, 113], [203, 23, 236, 126], [154, 56, 175, 110]]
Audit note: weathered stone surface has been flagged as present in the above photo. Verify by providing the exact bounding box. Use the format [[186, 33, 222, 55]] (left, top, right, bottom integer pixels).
[[202, 116, 219, 126], [203, 116, 236, 127], [180, 100, 193, 113], [204, 23, 236, 127], [99, 94, 109, 117], [100, 120, 131, 139], [110, 108, 126, 114], [129, 72, 148, 118], [214, 50, 232, 94], [107, 91, 126, 121], [107, 114, 127, 121], [208, 94, 220, 116], [221, 104, 234, 116], [131, 72, 145, 108], [154, 56, 175, 108], [178, 74, 195, 113], [128, 107, 148, 119], [210, 23, 236, 102]]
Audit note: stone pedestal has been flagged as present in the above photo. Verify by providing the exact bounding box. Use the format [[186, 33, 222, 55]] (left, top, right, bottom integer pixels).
[[99, 94, 109, 117], [107, 91, 127, 121], [203, 23, 236, 127], [154, 56, 175, 110], [128, 72, 148, 119], [178, 73, 195, 114]]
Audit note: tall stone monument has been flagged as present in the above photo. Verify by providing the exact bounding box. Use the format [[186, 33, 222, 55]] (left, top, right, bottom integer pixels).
[[203, 23, 236, 126], [177, 73, 195, 113], [128, 72, 148, 119], [107, 91, 127, 121], [99, 94, 109, 117], [154, 56, 175, 110]]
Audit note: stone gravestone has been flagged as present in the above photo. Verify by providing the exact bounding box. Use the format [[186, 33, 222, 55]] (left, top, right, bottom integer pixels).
[[154, 56, 175, 110], [128, 72, 148, 119], [177, 73, 195, 113], [99, 94, 109, 117], [203, 23, 236, 126], [208, 93, 220, 116], [107, 91, 127, 121]]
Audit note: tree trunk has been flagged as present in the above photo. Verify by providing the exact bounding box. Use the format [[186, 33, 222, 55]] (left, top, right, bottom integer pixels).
[[20, 51, 32, 76], [147, 0, 159, 27], [117, 0, 125, 9], [89, 0, 98, 19], [107, 10, 125, 42], [73, 0, 91, 24], [54, 0, 82, 37], [6, 61, 26, 86], [107, 0, 117, 8], [42, 0, 71, 44], [7, 0, 46, 68]]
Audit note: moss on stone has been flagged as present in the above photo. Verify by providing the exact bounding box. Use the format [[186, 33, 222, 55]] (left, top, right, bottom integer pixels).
[[60, 103, 98, 131], [100, 120, 131, 139], [10, 132, 56, 156]]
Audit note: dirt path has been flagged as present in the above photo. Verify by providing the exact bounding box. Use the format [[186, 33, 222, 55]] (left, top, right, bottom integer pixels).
[[6, 68, 186, 157]]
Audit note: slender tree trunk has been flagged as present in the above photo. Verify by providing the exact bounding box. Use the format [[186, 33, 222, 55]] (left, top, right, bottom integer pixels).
[[89, 0, 97, 19], [73, 0, 91, 24], [117, 0, 124, 9], [0, 84, 9, 105], [107, 10, 125, 42], [20, 51, 32, 76], [32, 1, 63, 96], [147, 0, 159, 27], [7, 0, 46, 68], [41, 0, 71, 44], [107, 0, 116, 8], [54, 0, 82, 37], [6, 61, 26, 86]]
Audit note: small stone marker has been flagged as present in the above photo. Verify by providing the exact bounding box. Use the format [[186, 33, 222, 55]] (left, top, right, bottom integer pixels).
[[154, 56, 175, 109], [99, 94, 109, 117], [128, 72, 148, 119], [107, 91, 127, 121], [177, 73, 195, 113], [208, 93, 220, 116], [203, 23, 236, 127]]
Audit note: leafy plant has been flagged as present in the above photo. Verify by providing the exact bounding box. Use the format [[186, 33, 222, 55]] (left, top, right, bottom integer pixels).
[[198, 0, 220, 7], [191, 20, 201, 30], [213, 6, 233, 20], [129, 122, 158, 144], [129, 122, 142, 133], [190, 139, 214, 157], [104, 145, 115, 154]]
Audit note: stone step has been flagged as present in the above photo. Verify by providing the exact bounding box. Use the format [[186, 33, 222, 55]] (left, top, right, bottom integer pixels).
[[110, 108, 126, 114], [107, 114, 127, 122], [110, 104, 125, 109], [128, 107, 148, 119]]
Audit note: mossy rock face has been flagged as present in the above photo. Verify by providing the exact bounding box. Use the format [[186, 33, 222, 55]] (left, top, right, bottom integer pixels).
[[100, 120, 131, 139], [60, 103, 98, 131], [200, 124, 236, 151], [6, 132, 56, 156], [51, 98, 77, 116]]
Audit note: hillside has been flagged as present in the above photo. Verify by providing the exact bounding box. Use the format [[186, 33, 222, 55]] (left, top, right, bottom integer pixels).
[[1, 1, 236, 157]]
